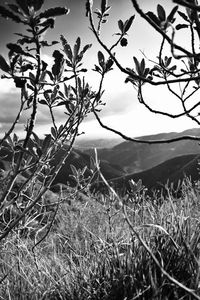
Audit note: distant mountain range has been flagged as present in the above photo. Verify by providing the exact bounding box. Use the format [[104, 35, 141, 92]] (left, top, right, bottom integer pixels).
[[1, 128, 200, 196], [88, 128, 200, 174], [75, 137, 122, 149], [51, 147, 126, 187], [108, 154, 200, 196]]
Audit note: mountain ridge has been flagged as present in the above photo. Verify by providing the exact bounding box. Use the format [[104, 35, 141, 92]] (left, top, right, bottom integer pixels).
[[91, 128, 200, 173]]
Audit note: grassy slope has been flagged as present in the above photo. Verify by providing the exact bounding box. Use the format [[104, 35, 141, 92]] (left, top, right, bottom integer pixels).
[[1, 178, 200, 299]]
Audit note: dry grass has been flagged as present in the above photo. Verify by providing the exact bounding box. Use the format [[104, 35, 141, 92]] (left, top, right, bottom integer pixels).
[[0, 179, 200, 299]]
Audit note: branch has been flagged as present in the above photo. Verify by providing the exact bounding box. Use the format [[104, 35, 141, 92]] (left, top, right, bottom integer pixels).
[[88, 1, 200, 86], [136, 85, 200, 119], [173, 0, 200, 12], [130, 0, 198, 59], [93, 108, 200, 144]]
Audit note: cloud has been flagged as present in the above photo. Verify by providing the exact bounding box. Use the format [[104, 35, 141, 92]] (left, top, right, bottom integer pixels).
[[0, 68, 137, 138]]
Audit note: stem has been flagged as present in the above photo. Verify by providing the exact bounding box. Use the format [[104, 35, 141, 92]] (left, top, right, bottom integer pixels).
[[0, 24, 41, 205]]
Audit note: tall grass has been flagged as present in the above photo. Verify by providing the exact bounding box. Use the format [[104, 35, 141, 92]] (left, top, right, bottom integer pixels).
[[0, 178, 200, 299]]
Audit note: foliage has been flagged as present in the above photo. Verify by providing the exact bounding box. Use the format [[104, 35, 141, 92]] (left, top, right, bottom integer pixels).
[[86, 0, 200, 144], [1, 0, 200, 299], [0, 0, 111, 242]]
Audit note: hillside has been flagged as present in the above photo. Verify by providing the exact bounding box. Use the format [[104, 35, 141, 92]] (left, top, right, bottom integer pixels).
[[75, 137, 122, 149], [52, 147, 126, 186], [0, 144, 126, 187], [89, 128, 200, 173], [1, 129, 200, 195], [106, 153, 200, 195]]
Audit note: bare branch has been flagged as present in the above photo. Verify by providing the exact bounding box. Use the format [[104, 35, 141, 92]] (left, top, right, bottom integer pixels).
[[92, 108, 200, 144]]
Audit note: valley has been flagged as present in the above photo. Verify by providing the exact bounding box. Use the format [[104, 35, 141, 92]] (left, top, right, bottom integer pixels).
[[1, 128, 200, 196]]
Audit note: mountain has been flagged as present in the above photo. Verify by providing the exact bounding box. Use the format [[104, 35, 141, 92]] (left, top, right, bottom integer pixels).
[[1, 128, 200, 197], [104, 153, 200, 196], [75, 137, 122, 149], [90, 128, 200, 174], [0, 144, 125, 188], [51, 147, 126, 186]]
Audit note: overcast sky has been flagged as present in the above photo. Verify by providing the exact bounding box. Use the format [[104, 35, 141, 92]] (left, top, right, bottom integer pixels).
[[0, 0, 199, 140]]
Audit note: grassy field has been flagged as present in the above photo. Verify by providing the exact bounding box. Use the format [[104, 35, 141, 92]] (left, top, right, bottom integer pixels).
[[1, 178, 200, 299]]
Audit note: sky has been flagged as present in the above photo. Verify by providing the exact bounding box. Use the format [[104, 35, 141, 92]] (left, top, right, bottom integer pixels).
[[0, 0, 199, 140]]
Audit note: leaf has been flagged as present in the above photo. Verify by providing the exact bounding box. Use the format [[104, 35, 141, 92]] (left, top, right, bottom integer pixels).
[[29, 0, 44, 11], [78, 43, 92, 62], [65, 60, 73, 68], [176, 24, 188, 30], [124, 15, 135, 33], [146, 11, 160, 26], [98, 51, 105, 69], [39, 18, 55, 29], [0, 55, 10, 73], [14, 77, 26, 88], [140, 58, 145, 74], [165, 56, 172, 67], [15, 0, 29, 15], [177, 11, 189, 22], [17, 37, 34, 45], [167, 5, 178, 23], [93, 65, 101, 73], [40, 40, 59, 47], [85, 0, 90, 17], [60, 35, 73, 62], [46, 70, 54, 81], [106, 57, 114, 71], [118, 19, 124, 32], [51, 127, 57, 139], [58, 124, 64, 134], [169, 65, 177, 71], [42, 134, 51, 152], [70, 164, 78, 177], [52, 50, 64, 77], [52, 50, 63, 61], [36, 147, 42, 157], [94, 10, 101, 18], [38, 99, 48, 105], [105, 6, 111, 14], [0, 5, 22, 23], [44, 90, 51, 102], [27, 83, 34, 91], [143, 68, 150, 78], [51, 41, 59, 45], [73, 37, 81, 62], [7, 4, 23, 15], [133, 57, 140, 75], [64, 83, 69, 98], [157, 4, 166, 21], [32, 131, 41, 145], [186, 7, 194, 22], [7, 43, 33, 57], [51, 86, 59, 102], [29, 72, 36, 83], [120, 37, 128, 47], [55, 101, 66, 107], [101, 0, 107, 14], [39, 7, 69, 19], [21, 63, 33, 72]]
